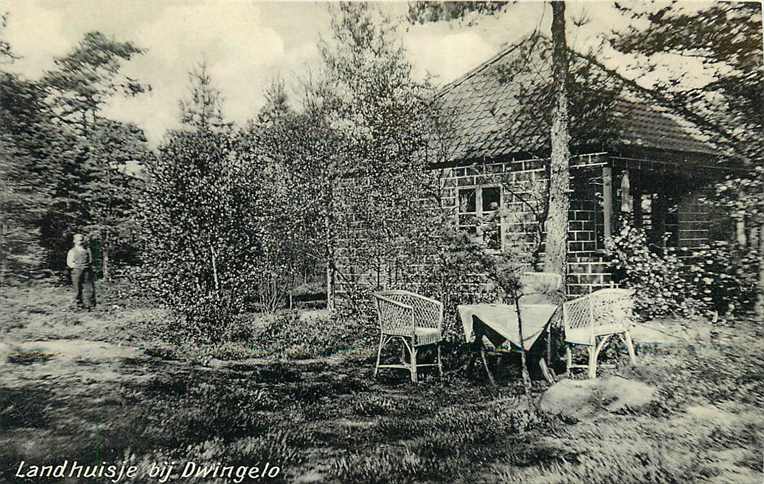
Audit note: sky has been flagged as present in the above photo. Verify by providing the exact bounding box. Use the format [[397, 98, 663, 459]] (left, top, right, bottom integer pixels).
[[1, 0, 714, 145]]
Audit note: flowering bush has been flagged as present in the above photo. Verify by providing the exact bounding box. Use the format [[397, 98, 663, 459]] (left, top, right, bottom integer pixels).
[[606, 224, 696, 318], [607, 221, 758, 320], [140, 129, 267, 343], [678, 241, 758, 316]]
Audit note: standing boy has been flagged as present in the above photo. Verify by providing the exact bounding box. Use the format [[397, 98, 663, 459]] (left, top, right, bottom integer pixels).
[[67, 234, 96, 310]]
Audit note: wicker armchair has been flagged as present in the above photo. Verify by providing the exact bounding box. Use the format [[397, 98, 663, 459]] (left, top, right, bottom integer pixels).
[[373, 290, 444, 383], [562, 288, 638, 378]]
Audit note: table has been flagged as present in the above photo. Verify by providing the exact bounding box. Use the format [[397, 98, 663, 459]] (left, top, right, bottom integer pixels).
[[458, 303, 559, 385]]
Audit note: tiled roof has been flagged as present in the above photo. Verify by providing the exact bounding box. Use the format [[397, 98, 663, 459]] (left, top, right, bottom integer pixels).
[[433, 35, 716, 164]]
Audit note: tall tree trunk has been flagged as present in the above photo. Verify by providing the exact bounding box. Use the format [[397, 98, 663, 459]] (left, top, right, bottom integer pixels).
[[101, 234, 110, 283], [102, 245, 110, 283], [757, 224, 764, 320], [324, 186, 335, 311], [0, 222, 7, 287], [543, 1, 571, 284], [210, 245, 219, 291]]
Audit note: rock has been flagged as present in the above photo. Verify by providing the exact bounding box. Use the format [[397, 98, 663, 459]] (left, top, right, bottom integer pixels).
[[540, 376, 657, 420], [599, 377, 657, 413], [539, 378, 599, 420], [0, 342, 13, 364]]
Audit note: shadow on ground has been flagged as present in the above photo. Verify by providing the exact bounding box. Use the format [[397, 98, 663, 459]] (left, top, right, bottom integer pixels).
[[1, 284, 762, 483]]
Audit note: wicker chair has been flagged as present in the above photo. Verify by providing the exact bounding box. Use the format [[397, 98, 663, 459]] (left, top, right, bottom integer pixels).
[[562, 288, 638, 378], [518, 272, 563, 303], [373, 290, 444, 383]]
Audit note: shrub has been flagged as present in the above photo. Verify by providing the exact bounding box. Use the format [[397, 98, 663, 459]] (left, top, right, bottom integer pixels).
[[256, 310, 371, 359], [606, 223, 697, 318], [678, 241, 759, 316], [607, 221, 759, 319], [140, 129, 267, 344]]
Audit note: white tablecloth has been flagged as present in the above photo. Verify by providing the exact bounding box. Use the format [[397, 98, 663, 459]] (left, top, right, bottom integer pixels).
[[458, 303, 559, 351]]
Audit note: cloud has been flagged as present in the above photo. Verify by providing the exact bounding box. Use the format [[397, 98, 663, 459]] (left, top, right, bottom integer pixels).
[[406, 29, 496, 84], [3, 0, 714, 144], [3, 0, 312, 144], [2, 0, 71, 76], [117, 1, 290, 139]]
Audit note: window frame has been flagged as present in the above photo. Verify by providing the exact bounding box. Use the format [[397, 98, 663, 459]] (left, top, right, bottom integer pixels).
[[457, 184, 504, 252]]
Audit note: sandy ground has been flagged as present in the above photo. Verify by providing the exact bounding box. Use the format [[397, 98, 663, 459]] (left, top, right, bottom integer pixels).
[[1, 283, 762, 483]]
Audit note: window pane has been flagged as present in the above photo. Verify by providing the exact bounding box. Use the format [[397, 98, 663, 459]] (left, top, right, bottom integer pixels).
[[459, 188, 476, 213], [482, 187, 501, 212]]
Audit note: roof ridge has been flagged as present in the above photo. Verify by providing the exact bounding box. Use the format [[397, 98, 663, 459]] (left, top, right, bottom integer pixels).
[[436, 31, 544, 99]]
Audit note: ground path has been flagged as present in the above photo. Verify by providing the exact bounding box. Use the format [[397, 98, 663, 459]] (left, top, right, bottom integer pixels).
[[1, 284, 762, 483]]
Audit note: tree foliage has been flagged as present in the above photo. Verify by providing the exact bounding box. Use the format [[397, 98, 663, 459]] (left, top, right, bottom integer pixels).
[[0, 12, 18, 63], [79, 120, 150, 279], [612, 2, 762, 163], [612, 2, 764, 316], [179, 60, 229, 132], [407, 1, 510, 25], [42, 31, 148, 131], [0, 73, 64, 281], [254, 2, 440, 312], [142, 127, 266, 341]]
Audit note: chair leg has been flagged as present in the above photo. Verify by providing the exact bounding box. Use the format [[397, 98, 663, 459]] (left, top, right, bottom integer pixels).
[[374, 334, 385, 378], [587, 343, 597, 379], [565, 345, 573, 377], [624, 330, 637, 365], [437, 343, 443, 379], [410, 341, 418, 383]]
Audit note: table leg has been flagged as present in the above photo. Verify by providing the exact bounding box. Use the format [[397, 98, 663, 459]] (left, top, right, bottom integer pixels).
[[541, 323, 557, 384], [479, 343, 496, 386], [539, 358, 556, 384]]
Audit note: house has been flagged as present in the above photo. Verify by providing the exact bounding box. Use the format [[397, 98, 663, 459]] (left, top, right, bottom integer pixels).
[[425, 34, 743, 295], [332, 34, 743, 301]]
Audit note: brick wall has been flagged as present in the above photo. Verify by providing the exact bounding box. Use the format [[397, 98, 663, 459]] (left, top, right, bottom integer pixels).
[[566, 255, 613, 296], [334, 156, 616, 300]]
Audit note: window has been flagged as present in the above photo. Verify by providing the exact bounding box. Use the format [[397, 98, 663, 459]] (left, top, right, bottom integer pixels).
[[458, 186, 502, 250]]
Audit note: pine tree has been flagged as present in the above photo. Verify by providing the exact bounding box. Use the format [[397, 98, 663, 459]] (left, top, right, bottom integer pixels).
[[179, 60, 230, 132], [39, 31, 149, 273]]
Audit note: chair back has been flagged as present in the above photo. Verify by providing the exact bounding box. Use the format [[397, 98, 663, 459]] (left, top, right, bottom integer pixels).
[[374, 292, 414, 337], [562, 288, 635, 336], [373, 290, 443, 334], [590, 288, 635, 330], [518, 272, 562, 304]]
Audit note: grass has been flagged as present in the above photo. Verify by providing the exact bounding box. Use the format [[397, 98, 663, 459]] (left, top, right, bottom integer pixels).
[[1, 282, 762, 483]]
